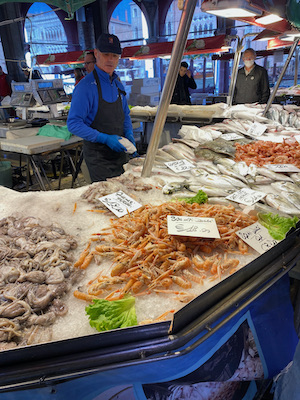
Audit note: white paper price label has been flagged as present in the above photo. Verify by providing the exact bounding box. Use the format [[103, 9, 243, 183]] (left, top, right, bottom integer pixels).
[[226, 188, 266, 206], [165, 159, 194, 173], [265, 164, 300, 173], [247, 122, 267, 137], [236, 222, 279, 254], [295, 135, 300, 144], [167, 215, 220, 238], [99, 191, 142, 217], [222, 133, 244, 141]]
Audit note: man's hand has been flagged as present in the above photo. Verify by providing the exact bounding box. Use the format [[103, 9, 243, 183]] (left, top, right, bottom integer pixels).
[[186, 70, 192, 78], [102, 135, 127, 152]]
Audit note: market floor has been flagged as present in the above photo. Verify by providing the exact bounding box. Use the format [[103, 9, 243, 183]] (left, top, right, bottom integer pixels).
[[5, 151, 90, 192], [12, 171, 89, 192]]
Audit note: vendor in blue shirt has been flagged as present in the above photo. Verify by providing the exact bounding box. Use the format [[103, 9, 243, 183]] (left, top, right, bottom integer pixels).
[[67, 33, 136, 182]]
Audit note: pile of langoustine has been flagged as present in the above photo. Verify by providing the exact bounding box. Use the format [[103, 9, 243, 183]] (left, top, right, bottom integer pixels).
[[235, 139, 300, 167], [73, 202, 257, 306]]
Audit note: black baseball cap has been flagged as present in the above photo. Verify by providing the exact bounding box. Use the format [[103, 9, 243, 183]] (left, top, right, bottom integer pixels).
[[96, 33, 122, 55]]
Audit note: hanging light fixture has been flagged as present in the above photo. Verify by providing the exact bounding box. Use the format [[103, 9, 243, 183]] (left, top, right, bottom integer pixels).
[[255, 14, 283, 25], [201, 0, 262, 18]]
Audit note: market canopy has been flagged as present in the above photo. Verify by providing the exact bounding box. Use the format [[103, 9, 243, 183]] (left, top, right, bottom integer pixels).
[[36, 50, 86, 66], [121, 34, 230, 60], [0, 0, 95, 15], [35, 34, 230, 65]]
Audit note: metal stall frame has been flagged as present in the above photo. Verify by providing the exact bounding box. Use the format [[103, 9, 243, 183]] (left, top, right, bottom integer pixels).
[[142, 0, 198, 177], [226, 33, 258, 106], [263, 38, 300, 116]]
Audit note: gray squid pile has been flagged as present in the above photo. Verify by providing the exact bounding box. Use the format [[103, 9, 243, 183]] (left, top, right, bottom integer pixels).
[[0, 216, 82, 350]]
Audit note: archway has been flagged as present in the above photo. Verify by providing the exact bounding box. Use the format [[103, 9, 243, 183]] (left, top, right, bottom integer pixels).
[[109, 0, 154, 103], [24, 2, 69, 67]]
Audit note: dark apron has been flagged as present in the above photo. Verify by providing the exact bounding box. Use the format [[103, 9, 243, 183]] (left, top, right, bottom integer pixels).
[[83, 70, 127, 182]]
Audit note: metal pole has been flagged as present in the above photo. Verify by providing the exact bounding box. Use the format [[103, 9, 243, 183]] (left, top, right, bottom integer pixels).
[[141, 0, 198, 177], [294, 46, 299, 86], [227, 32, 257, 106], [227, 37, 242, 106], [263, 38, 299, 117]]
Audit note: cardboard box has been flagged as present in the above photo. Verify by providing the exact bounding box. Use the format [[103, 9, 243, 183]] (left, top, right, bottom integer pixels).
[[129, 92, 139, 106], [137, 94, 160, 106], [132, 77, 160, 88], [131, 84, 160, 95]]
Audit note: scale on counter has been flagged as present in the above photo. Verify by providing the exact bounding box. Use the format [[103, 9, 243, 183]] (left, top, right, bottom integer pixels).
[[0, 79, 69, 138], [10, 82, 36, 108], [31, 79, 69, 119], [10, 79, 69, 121], [33, 79, 69, 106]]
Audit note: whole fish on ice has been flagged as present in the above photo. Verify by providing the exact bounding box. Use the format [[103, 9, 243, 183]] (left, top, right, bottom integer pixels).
[[256, 167, 294, 182], [265, 194, 300, 216]]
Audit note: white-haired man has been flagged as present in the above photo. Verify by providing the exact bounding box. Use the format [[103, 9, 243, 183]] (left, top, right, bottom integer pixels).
[[233, 48, 270, 104]]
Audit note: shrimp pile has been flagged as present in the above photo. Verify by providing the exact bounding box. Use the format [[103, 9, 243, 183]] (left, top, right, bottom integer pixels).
[[74, 202, 257, 305], [235, 140, 300, 167]]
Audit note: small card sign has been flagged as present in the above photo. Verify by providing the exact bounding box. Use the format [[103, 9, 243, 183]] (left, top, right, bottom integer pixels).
[[236, 222, 279, 254], [222, 133, 244, 141], [265, 164, 300, 173], [295, 135, 300, 144], [99, 191, 142, 217], [165, 159, 194, 173], [247, 122, 267, 137], [167, 215, 220, 238], [226, 188, 266, 206]]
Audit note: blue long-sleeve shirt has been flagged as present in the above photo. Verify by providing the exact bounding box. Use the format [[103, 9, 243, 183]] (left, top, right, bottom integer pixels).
[[67, 66, 133, 142]]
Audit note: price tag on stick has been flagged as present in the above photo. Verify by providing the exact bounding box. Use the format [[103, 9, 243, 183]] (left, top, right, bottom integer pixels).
[[222, 133, 244, 141], [167, 215, 220, 238], [99, 191, 142, 218], [165, 159, 194, 173], [236, 222, 279, 254], [226, 188, 266, 206], [247, 122, 267, 137], [265, 164, 300, 173]]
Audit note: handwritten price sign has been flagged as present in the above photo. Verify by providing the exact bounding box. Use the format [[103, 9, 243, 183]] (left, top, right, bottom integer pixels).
[[99, 191, 142, 217], [247, 122, 267, 137], [236, 222, 279, 254], [226, 188, 266, 206], [222, 133, 244, 141], [167, 215, 220, 238], [165, 159, 194, 173], [265, 164, 300, 173]]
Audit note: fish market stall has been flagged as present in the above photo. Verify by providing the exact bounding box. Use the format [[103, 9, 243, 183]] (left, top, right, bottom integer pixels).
[[0, 117, 300, 398]]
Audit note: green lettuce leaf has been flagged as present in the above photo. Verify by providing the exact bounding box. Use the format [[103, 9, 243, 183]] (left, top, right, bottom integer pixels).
[[257, 212, 299, 240], [85, 295, 137, 332], [177, 190, 208, 204]]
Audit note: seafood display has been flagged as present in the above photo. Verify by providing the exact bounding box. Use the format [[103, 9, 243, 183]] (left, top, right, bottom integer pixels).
[[74, 202, 257, 307], [80, 173, 158, 208], [0, 215, 82, 350], [0, 101, 300, 346]]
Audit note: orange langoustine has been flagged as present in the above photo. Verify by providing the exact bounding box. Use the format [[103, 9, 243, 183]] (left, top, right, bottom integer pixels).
[[73, 202, 257, 305], [235, 139, 300, 167]]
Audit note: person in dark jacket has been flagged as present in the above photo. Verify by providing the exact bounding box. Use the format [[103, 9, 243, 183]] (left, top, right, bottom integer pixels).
[[171, 61, 197, 105], [67, 33, 136, 182], [74, 68, 84, 86], [233, 48, 270, 105]]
